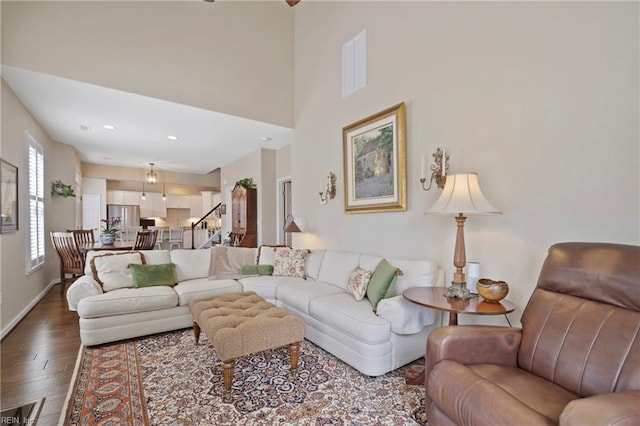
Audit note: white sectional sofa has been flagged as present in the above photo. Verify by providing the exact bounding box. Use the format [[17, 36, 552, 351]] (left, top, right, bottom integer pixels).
[[67, 248, 444, 376]]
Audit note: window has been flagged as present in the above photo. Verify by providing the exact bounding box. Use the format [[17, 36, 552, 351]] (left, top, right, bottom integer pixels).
[[26, 133, 44, 272]]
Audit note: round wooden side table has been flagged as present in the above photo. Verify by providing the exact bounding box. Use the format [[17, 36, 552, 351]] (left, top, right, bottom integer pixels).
[[403, 286, 515, 326]]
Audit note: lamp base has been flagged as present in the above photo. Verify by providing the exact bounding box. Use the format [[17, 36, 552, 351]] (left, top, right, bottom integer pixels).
[[445, 282, 472, 299]]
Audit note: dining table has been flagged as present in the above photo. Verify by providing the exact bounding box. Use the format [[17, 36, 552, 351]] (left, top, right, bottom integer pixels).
[[77, 241, 134, 254]]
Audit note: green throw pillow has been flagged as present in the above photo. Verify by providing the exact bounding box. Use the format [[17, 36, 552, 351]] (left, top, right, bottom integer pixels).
[[240, 264, 259, 275], [366, 259, 399, 309], [257, 264, 274, 275], [240, 264, 274, 276], [130, 263, 177, 288]]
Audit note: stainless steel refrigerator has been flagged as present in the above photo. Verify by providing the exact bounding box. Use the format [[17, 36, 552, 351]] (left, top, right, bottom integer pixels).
[[107, 204, 140, 229]]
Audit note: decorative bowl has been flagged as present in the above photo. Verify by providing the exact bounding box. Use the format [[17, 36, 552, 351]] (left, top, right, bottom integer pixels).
[[476, 278, 509, 303]]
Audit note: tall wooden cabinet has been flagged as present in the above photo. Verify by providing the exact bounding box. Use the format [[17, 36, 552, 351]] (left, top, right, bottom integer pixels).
[[230, 186, 257, 248]]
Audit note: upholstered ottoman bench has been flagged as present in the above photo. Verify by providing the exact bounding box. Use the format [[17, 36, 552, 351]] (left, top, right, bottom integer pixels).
[[189, 291, 305, 397]]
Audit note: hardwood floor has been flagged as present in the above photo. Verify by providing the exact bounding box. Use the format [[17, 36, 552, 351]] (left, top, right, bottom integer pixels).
[[1, 284, 80, 426]]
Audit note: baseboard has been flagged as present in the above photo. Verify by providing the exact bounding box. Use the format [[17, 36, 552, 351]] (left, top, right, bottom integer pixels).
[[1, 280, 58, 340]]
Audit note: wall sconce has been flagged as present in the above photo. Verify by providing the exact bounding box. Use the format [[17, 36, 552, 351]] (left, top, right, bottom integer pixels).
[[319, 172, 337, 204], [420, 148, 449, 191]]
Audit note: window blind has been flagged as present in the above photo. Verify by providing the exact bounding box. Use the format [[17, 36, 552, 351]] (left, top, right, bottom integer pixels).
[[26, 133, 45, 272]]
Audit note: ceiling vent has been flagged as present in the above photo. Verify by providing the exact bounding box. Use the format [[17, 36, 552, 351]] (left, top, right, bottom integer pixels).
[[80, 125, 91, 132]]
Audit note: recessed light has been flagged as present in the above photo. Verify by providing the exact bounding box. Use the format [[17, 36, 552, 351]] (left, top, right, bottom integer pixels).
[[103, 124, 116, 130], [167, 135, 179, 140], [260, 136, 272, 142]]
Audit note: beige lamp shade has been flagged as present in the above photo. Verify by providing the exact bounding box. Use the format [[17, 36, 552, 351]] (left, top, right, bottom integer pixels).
[[427, 173, 501, 216], [427, 173, 501, 298], [284, 217, 301, 233]]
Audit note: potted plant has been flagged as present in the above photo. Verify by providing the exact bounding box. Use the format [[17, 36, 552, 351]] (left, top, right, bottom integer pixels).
[[100, 218, 120, 245], [234, 177, 256, 189], [52, 180, 76, 198]]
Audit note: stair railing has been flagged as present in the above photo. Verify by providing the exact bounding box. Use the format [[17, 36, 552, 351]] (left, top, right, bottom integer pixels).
[[190, 202, 222, 249]]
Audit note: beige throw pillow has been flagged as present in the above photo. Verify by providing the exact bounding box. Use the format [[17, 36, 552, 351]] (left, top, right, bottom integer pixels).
[[90, 252, 145, 292], [272, 247, 310, 279]]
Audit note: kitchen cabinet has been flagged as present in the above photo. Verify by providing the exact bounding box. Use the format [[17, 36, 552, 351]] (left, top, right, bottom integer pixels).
[[230, 186, 257, 248], [107, 190, 141, 205], [166, 194, 190, 209], [140, 192, 166, 218], [190, 195, 202, 218]]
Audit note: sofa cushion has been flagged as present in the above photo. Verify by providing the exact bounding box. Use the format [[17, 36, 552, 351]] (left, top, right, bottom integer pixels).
[[77, 286, 178, 318], [130, 263, 177, 288], [171, 249, 211, 282], [273, 247, 310, 279], [316, 251, 361, 291], [386, 258, 439, 296], [376, 295, 437, 334], [84, 249, 171, 274], [173, 277, 242, 306], [305, 250, 325, 280], [276, 281, 343, 315], [359, 254, 383, 272], [139, 249, 172, 265], [239, 275, 306, 300], [257, 245, 288, 265], [309, 293, 391, 345], [90, 252, 145, 291]]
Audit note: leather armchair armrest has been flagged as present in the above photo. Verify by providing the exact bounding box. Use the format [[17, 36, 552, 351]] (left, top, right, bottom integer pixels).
[[560, 391, 640, 426], [426, 325, 521, 385]]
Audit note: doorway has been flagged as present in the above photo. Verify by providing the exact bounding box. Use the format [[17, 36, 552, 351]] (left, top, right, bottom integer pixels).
[[81, 194, 101, 237]]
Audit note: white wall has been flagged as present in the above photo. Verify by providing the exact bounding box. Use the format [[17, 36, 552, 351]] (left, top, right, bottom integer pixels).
[[2, 1, 295, 127], [1, 79, 78, 336], [293, 1, 639, 325]]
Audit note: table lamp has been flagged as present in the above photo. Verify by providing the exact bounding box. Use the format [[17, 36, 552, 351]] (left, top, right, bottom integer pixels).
[[427, 173, 501, 298]]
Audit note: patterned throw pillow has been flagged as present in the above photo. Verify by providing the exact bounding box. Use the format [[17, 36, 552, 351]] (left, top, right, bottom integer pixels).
[[272, 247, 310, 279], [347, 266, 372, 301]]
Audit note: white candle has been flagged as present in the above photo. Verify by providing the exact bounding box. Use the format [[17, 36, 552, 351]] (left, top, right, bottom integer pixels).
[[441, 149, 446, 176], [421, 154, 425, 179]]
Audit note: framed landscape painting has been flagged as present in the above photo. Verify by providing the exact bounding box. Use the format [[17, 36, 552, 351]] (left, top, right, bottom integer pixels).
[[0, 159, 18, 233], [342, 102, 406, 213]]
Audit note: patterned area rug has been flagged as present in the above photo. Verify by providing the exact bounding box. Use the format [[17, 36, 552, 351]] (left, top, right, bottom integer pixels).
[[62, 329, 426, 425]]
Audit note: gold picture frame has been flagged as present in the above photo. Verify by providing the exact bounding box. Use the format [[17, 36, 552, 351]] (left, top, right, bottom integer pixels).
[[342, 102, 407, 213]]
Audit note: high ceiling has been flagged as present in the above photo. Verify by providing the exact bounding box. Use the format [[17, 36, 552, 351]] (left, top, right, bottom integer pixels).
[[1, 1, 295, 175], [2, 66, 292, 175]]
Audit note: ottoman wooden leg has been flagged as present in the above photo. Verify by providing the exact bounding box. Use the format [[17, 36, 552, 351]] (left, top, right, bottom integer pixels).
[[222, 359, 235, 401], [289, 342, 301, 377], [193, 321, 201, 345]]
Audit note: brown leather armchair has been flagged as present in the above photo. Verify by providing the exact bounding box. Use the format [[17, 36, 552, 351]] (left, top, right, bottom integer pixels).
[[425, 242, 640, 425]]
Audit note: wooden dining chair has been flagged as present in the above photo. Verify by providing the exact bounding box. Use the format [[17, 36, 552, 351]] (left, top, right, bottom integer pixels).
[[134, 229, 158, 251], [50, 231, 85, 297], [68, 229, 95, 245]]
